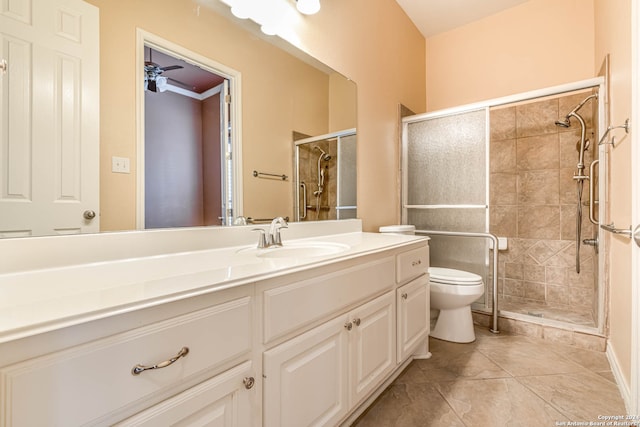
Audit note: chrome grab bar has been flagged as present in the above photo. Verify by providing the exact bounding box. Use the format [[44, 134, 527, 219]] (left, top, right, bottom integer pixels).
[[589, 159, 599, 225], [415, 229, 500, 335], [300, 182, 307, 219], [600, 223, 632, 238]]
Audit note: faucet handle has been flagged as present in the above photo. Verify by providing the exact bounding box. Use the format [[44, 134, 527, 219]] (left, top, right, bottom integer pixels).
[[251, 228, 268, 248]]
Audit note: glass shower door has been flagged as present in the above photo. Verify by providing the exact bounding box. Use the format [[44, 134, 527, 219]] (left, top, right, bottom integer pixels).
[[402, 108, 490, 307]]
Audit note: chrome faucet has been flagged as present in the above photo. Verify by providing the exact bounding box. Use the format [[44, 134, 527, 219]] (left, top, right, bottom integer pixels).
[[251, 217, 288, 249], [268, 216, 288, 247]]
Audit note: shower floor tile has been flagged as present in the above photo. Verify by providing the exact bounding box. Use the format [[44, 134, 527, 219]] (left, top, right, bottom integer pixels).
[[497, 297, 596, 327]]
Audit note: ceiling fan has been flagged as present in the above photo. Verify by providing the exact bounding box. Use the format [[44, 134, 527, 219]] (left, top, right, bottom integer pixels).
[[144, 50, 193, 92]]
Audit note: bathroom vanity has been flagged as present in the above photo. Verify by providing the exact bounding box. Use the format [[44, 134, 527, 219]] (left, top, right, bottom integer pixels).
[[0, 220, 429, 426]]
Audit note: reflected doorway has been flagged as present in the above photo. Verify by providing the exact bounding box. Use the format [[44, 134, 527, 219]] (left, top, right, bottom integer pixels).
[[143, 46, 229, 228], [137, 32, 242, 230]]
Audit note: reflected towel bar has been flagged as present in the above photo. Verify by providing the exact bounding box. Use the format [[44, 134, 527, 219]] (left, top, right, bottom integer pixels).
[[253, 170, 288, 180], [415, 229, 500, 335], [247, 216, 290, 224]]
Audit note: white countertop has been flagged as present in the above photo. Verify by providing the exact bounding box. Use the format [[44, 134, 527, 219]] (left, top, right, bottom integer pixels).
[[0, 221, 427, 343]]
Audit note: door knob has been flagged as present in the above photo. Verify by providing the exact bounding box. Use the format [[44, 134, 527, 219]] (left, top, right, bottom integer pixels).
[[83, 210, 96, 220], [634, 224, 640, 248]]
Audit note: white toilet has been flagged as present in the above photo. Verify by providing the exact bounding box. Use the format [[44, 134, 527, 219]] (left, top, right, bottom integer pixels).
[[429, 267, 484, 343]]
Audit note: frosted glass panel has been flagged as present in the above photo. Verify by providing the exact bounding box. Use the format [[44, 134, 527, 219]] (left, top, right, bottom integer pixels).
[[338, 134, 357, 207], [406, 110, 487, 205], [408, 208, 488, 280]]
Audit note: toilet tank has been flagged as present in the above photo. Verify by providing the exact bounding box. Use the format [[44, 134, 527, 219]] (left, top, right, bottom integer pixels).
[[379, 225, 416, 235]]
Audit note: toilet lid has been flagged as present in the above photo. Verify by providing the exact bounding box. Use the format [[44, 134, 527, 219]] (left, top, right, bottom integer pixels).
[[429, 267, 483, 285]]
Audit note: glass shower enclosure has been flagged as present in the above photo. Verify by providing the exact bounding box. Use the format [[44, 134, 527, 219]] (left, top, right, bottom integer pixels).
[[294, 129, 357, 221], [402, 79, 606, 333]]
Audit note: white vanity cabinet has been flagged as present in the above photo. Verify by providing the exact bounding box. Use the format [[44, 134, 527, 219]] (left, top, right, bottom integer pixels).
[[262, 291, 395, 427], [395, 244, 430, 362], [260, 243, 429, 427], [0, 227, 430, 427], [0, 287, 257, 427], [115, 360, 257, 426], [397, 275, 430, 362]]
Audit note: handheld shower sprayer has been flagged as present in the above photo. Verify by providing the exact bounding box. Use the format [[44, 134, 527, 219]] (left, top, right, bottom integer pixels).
[[313, 146, 331, 197], [554, 92, 598, 274]]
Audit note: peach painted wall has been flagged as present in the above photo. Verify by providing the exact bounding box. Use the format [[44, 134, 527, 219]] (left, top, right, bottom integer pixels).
[[425, 0, 595, 111], [284, 0, 426, 230], [594, 0, 633, 390]]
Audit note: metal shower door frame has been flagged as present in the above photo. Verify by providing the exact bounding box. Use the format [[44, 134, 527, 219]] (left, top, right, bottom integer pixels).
[[401, 77, 607, 334]]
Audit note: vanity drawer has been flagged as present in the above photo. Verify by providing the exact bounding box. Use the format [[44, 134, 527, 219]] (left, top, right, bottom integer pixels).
[[0, 295, 252, 427], [262, 257, 395, 344], [396, 245, 429, 284]]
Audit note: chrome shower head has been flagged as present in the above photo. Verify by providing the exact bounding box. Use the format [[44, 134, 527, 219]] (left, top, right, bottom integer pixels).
[[314, 146, 331, 161], [555, 93, 598, 129]]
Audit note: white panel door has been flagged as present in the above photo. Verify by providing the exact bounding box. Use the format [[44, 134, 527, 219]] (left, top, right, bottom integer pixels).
[[349, 291, 396, 407], [0, 0, 99, 237], [263, 314, 349, 427]]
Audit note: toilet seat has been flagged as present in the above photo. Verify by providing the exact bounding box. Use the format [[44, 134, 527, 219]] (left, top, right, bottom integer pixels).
[[429, 267, 483, 286]]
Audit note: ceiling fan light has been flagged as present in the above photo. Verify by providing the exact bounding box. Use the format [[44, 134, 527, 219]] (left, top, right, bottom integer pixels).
[[156, 76, 168, 92], [296, 0, 320, 15]]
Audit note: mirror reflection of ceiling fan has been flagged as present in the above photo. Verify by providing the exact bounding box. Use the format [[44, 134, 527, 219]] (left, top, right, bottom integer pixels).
[[144, 50, 194, 92]]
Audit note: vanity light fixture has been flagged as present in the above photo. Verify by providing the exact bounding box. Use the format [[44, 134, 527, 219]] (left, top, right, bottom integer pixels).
[[230, 0, 252, 19], [296, 0, 320, 15]]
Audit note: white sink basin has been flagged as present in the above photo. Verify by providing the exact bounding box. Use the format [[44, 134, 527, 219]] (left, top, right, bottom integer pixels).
[[238, 241, 350, 259]]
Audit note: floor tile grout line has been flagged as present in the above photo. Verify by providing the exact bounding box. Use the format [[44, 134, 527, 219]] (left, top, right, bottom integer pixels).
[[512, 374, 575, 421]]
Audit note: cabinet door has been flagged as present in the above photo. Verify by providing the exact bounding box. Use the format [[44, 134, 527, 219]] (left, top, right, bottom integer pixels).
[[115, 361, 257, 427], [349, 291, 396, 406], [263, 315, 349, 427], [397, 275, 430, 362]]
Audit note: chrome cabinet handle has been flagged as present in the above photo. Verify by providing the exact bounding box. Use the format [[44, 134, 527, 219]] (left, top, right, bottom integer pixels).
[[0, 59, 7, 74], [344, 321, 353, 331], [83, 210, 96, 220], [243, 376, 255, 389], [401, 293, 408, 300], [131, 346, 189, 376], [411, 260, 422, 267], [353, 318, 361, 327]]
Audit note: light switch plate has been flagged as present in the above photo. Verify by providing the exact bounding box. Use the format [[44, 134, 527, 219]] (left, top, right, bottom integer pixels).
[[112, 156, 130, 174]]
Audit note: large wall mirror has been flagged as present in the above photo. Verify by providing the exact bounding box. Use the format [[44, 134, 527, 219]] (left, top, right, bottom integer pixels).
[[0, 0, 356, 238]]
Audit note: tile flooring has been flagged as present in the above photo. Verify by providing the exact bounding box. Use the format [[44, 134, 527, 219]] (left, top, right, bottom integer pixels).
[[354, 327, 627, 426]]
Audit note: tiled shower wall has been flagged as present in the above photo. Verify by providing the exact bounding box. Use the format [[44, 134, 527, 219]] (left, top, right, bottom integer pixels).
[[489, 92, 599, 325], [297, 140, 338, 221]]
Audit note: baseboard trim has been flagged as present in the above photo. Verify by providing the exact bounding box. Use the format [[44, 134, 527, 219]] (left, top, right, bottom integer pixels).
[[606, 343, 632, 413]]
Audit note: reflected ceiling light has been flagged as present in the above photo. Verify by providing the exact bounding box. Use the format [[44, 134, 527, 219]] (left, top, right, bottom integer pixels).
[[296, 0, 320, 15]]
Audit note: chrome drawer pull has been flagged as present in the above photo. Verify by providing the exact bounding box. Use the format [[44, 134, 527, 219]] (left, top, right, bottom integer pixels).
[[131, 346, 189, 376], [411, 260, 422, 267]]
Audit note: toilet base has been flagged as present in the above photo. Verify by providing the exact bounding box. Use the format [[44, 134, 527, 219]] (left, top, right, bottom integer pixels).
[[430, 306, 476, 343]]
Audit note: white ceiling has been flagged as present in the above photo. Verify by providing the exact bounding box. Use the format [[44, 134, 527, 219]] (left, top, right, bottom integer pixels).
[[394, 0, 529, 38]]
